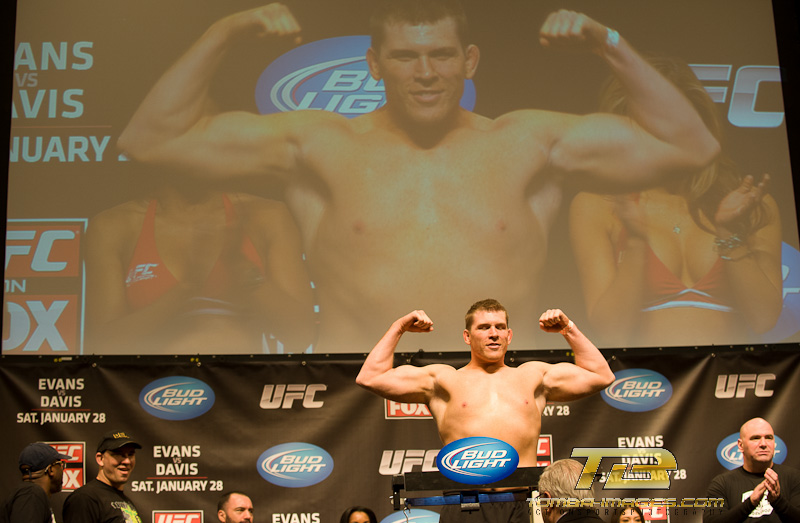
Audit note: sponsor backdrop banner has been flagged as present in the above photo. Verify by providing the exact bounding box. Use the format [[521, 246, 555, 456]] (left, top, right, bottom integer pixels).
[[1, 347, 798, 523]]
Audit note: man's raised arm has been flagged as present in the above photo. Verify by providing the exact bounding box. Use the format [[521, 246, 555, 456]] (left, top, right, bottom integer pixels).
[[538, 10, 721, 186], [537, 309, 615, 402], [118, 3, 311, 178], [356, 311, 440, 404]]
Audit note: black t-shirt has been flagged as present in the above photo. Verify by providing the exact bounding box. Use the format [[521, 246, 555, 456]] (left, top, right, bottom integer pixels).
[[62, 479, 141, 523], [703, 464, 800, 522], [0, 482, 54, 523]]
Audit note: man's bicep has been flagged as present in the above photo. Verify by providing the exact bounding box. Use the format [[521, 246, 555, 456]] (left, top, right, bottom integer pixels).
[[541, 362, 606, 401], [130, 109, 314, 182], [549, 113, 674, 187], [175, 111, 302, 179], [368, 364, 438, 404]]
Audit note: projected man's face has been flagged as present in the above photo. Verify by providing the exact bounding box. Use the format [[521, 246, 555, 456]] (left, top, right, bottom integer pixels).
[[368, 17, 478, 128]]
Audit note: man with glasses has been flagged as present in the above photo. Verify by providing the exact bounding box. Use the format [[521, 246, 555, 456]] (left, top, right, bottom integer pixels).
[[1, 442, 71, 523], [63, 430, 143, 523]]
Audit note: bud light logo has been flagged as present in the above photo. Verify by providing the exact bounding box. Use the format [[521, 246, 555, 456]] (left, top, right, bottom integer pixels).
[[716, 432, 788, 470], [379, 509, 440, 523], [139, 377, 215, 421], [601, 369, 672, 412], [436, 437, 518, 485], [255, 36, 476, 118], [257, 442, 333, 488]]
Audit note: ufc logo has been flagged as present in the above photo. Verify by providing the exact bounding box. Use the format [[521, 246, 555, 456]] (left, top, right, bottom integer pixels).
[[691, 64, 783, 128], [379, 450, 439, 475], [260, 384, 326, 409], [50, 443, 83, 462], [5, 229, 78, 273], [715, 374, 775, 398], [571, 448, 678, 490], [153, 512, 203, 523]]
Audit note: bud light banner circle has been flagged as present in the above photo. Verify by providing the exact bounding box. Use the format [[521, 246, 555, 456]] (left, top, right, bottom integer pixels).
[[436, 437, 519, 485], [139, 376, 215, 420], [255, 36, 476, 118], [716, 433, 788, 470], [601, 368, 673, 412], [257, 442, 334, 488]]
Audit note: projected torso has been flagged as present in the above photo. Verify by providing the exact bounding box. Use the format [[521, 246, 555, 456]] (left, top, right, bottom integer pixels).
[[300, 110, 550, 351]]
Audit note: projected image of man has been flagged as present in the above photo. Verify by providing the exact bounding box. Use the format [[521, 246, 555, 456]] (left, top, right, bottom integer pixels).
[[118, 0, 719, 353]]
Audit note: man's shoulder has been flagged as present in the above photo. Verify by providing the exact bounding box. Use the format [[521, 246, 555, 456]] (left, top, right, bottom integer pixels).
[[516, 360, 551, 373], [67, 479, 105, 499], [492, 108, 578, 132], [13, 481, 43, 494], [711, 466, 743, 481], [5, 481, 46, 502], [263, 108, 353, 138], [774, 463, 800, 478], [427, 363, 459, 375], [707, 466, 757, 489]]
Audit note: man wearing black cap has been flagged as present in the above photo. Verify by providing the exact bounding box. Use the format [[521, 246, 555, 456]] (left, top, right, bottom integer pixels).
[[1, 442, 71, 523], [62, 430, 143, 523]]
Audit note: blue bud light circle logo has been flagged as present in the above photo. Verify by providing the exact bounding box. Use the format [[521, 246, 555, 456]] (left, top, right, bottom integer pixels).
[[257, 442, 334, 487], [601, 369, 672, 412], [255, 36, 476, 118], [716, 432, 788, 470], [436, 437, 519, 485], [380, 509, 440, 523], [139, 376, 215, 420]]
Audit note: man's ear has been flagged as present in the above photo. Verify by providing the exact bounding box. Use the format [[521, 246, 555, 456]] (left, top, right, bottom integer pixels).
[[218, 509, 227, 523], [464, 44, 480, 79], [367, 46, 381, 80]]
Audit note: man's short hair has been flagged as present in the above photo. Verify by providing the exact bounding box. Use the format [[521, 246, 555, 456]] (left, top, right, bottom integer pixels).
[[370, 0, 469, 50], [217, 491, 250, 512], [465, 299, 508, 329], [537, 459, 587, 500]]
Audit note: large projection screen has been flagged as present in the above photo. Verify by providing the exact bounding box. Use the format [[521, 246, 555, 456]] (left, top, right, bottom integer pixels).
[[5, 0, 800, 355]]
